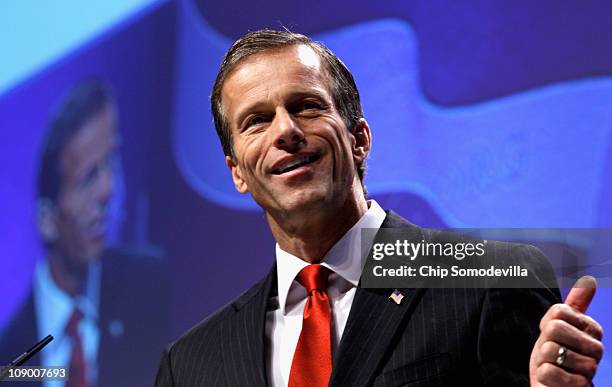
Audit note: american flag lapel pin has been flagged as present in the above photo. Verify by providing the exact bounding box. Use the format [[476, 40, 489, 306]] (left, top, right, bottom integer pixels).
[[389, 289, 405, 305]]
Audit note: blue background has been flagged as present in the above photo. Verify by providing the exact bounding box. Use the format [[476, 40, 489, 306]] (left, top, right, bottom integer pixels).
[[1, 0, 611, 383]]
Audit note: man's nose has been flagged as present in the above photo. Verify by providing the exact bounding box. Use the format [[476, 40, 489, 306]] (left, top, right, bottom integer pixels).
[[272, 108, 304, 150]]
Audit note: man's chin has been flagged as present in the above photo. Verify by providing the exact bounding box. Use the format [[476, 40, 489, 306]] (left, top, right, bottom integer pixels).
[[82, 242, 105, 263], [276, 189, 334, 213]]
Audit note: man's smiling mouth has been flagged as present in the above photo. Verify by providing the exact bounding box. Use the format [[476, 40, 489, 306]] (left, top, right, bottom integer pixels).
[[272, 154, 321, 175]]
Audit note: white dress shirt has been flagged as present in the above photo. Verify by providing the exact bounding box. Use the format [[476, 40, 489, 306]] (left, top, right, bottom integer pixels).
[[33, 259, 100, 387], [265, 200, 387, 387]]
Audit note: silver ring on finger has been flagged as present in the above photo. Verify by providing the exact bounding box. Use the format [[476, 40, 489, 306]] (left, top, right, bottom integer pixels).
[[555, 345, 568, 367]]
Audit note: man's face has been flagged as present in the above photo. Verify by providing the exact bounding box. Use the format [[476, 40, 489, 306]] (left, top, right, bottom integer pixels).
[[222, 45, 369, 215], [52, 104, 117, 267]]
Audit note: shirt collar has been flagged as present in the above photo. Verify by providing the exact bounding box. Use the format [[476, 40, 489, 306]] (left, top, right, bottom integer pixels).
[[275, 200, 386, 315], [34, 258, 101, 340]]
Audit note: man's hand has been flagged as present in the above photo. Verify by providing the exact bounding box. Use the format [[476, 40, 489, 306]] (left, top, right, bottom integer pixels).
[[530, 276, 604, 386]]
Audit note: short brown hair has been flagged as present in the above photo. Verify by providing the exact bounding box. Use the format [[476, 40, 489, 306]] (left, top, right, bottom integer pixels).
[[210, 29, 367, 183], [38, 80, 114, 204]]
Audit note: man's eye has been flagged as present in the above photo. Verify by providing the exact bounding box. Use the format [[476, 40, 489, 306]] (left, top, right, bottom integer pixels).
[[301, 101, 321, 110], [247, 115, 264, 127], [79, 167, 97, 190]]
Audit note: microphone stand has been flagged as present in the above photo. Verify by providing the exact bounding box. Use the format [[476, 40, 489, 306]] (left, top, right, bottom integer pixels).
[[0, 334, 54, 381]]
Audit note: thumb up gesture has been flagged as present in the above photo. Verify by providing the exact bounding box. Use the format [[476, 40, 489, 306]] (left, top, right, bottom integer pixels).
[[530, 276, 604, 386]]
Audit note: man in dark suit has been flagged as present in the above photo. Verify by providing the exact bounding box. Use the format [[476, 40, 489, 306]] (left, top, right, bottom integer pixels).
[[0, 248, 168, 387], [157, 30, 604, 386], [0, 81, 169, 387]]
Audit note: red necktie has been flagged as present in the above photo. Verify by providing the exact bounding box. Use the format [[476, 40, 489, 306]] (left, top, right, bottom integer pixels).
[[65, 308, 87, 387], [289, 264, 332, 387]]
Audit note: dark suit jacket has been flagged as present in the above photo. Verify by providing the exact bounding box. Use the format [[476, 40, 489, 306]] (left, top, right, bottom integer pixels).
[[156, 211, 560, 386], [0, 248, 170, 387]]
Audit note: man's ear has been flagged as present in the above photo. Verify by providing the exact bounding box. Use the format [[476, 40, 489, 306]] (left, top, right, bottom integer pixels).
[[352, 118, 372, 163], [38, 198, 58, 243], [226, 155, 249, 194]]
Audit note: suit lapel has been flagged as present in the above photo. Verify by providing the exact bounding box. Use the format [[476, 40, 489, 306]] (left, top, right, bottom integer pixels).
[[329, 286, 425, 386], [221, 263, 277, 387], [329, 211, 428, 387]]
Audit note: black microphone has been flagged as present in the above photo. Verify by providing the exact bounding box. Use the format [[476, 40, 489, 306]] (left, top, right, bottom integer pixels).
[[0, 334, 54, 381]]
